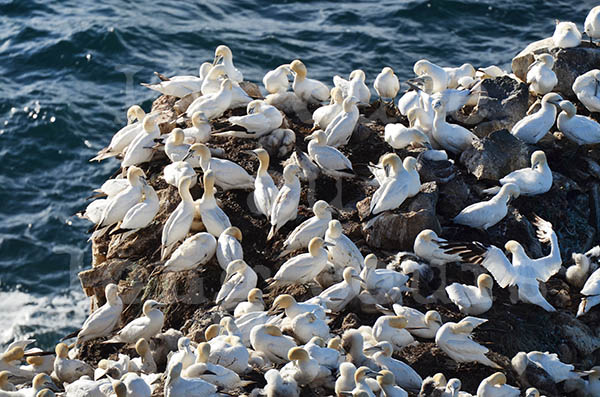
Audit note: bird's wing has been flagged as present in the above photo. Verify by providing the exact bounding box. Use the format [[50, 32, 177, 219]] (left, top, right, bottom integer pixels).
[[333, 75, 350, 96], [216, 273, 243, 304], [229, 113, 268, 132], [312, 147, 353, 173], [457, 316, 488, 329], [79, 305, 117, 336], [443, 336, 489, 356], [528, 215, 562, 281]]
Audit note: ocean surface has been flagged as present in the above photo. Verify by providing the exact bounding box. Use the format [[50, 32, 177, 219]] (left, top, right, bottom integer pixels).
[[0, 0, 595, 349]]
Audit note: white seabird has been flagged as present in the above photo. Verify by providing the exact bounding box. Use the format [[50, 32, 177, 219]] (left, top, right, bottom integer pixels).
[[162, 232, 217, 273], [447, 215, 561, 312], [268, 237, 330, 287], [577, 267, 600, 317], [267, 164, 301, 240], [216, 100, 282, 138], [164, 362, 218, 397], [186, 79, 233, 120], [377, 370, 409, 397], [183, 111, 211, 144], [91, 105, 146, 162], [388, 305, 441, 339], [374, 67, 400, 102], [369, 153, 409, 215], [431, 98, 477, 154], [75, 283, 123, 345], [444, 63, 476, 89], [368, 342, 422, 393], [572, 69, 600, 113], [372, 316, 414, 352], [115, 183, 160, 239], [195, 170, 232, 237], [246, 148, 278, 217], [413, 229, 462, 266], [527, 54, 558, 96], [585, 6, 600, 43], [54, 343, 94, 383], [511, 92, 562, 144], [325, 219, 363, 272], [164, 128, 190, 163], [233, 288, 264, 318], [184, 143, 255, 191], [314, 267, 362, 312], [216, 226, 244, 270], [122, 113, 161, 167], [323, 96, 360, 148], [445, 274, 494, 315], [482, 151, 552, 196], [552, 21, 582, 48], [105, 300, 166, 344], [334, 70, 371, 104], [305, 130, 355, 178], [435, 317, 501, 368], [384, 121, 431, 150], [216, 260, 258, 311], [141, 63, 211, 98], [163, 161, 196, 189], [361, 254, 409, 304], [413, 59, 448, 92], [290, 59, 329, 104], [269, 294, 326, 321], [213, 44, 243, 83], [477, 372, 520, 397], [160, 176, 195, 260], [453, 183, 520, 230], [263, 64, 291, 94], [557, 99, 600, 145], [200, 64, 252, 109], [250, 324, 297, 365], [278, 200, 332, 259], [96, 167, 146, 231], [312, 87, 344, 131]]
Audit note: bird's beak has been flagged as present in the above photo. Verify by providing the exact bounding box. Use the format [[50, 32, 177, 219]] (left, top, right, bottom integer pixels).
[[367, 370, 382, 378], [323, 241, 335, 248], [242, 150, 256, 156], [212, 55, 222, 66], [155, 302, 168, 308], [364, 345, 381, 353], [182, 150, 193, 161], [328, 207, 341, 215], [531, 161, 540, 169], [304, 133, 314, 141], [352, 275, 364, 282]]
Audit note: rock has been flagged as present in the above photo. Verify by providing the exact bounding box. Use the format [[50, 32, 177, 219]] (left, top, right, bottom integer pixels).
[[453, 76, 529, 137], [438, 177, 472, 219], [416, 152, 457, 185], [151, 95, 178, 134], [487, 207, 543, 258], [358, 182, 441, 250], [512, 40, 600, 98], [350, 118, 376, 144], [460, 129, 531, 181]]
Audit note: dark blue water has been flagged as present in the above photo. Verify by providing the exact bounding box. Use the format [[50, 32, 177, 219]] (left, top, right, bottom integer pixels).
[[0, 0, 595, 348]]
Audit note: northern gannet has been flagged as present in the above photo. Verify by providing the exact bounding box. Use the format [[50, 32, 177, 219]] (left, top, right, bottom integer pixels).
[[141, 63, 210, 98], [121, 373, 152, 397], [216, 259, 257, 311], [384, 121, 431, 150], [216, 226, 243, 270], [585, 6, 600, 43], [233, 288, 264, 318], [414, 60, 448, 92], [0, 347, 35, 382], [372, 316, 414, 351], [323, 96, 360, 148], [435, 317, 500, 368], [314, 267, 362, 312], [389, 305, 441, 339], [163, 161, 196, 188], [263, 64, 291, 94], [447, 216, 561, 311], [183, 112, 211, 144], [511, 92, 562, 144], [341, 330, 379, 370], [312, 87, 344, 131], [162, 232, 217, 273], [105, 300, 166, 344], [204, 324, 249, 374], [552, 21, 582, 48], [195, 170, 232, 237], [431, 98, 477, 154], [572, 69, 600, 113], [352, 367, 382, 397], [0, 371, 14, 391], [16, 374, 57, 397], [476, 372, 520, 396], [246, 148, 278, 217], [269, 237, 330, 286], [122, 113, 160, 167], [305, 337, 341, 371], [413, 229, 462, 266], [577, 267, 600, 317], [557, 99, 600, 145], [305, 130, 355, 178], [90, 105, 146, 162], [75, 283, 123, 345], [115, 183, 159, 239], [164, 362, 218, 397], [325, 220, 363, 272], [166, 337, 196, 373], [512, 351, 581, 384], [264, 368, 300, 397], [129, 338, 157, 374], [445, 274, 494, 315], [53, 343, 94, 383], [200, 64, 252, 109], [374, 67, 400, 102], [482, 151, 552, 196], [334, 70, 371, 104], [452, 183, 520, 230], [444, 63, 476, 89], [213, 45, 243, 83], [278, 200, 332, 258], [361, 254, 409, 304], [377, 370, 408, 397], [525, 387, 544, 397], [267, 164, 301, 240], [280, 347, 322, 386], [566, 251, 593, 288], [250, 324, 297, 365], [218, 100, 282, 138], [96, 167, 146, 230], [368, 342, 422, 393], [160, 176, 195, 260], [369, 153, 409, 215], [183, 342, 242, 390], [164, 128, 190, 163], [269, 294, 326, 320], [186, 79, 233, 120], [526, 54, 558, 96], [184, 143, 255, 191], [290, 60, 329, 104]]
